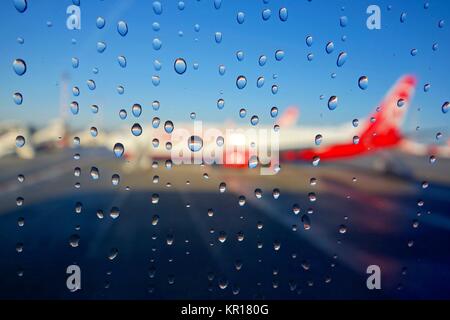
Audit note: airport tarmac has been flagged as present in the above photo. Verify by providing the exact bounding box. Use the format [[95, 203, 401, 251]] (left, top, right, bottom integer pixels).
[[0, 148, 449, 299]]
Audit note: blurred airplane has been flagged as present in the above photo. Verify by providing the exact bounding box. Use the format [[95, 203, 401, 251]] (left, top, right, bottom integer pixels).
[[1, 75, 449, 174]]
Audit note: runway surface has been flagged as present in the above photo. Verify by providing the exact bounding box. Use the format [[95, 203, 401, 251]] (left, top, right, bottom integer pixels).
[[0, 148, 449, 299]]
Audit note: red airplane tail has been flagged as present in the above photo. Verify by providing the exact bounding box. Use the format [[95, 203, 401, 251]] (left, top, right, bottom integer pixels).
[[282, 75, 417, 162]]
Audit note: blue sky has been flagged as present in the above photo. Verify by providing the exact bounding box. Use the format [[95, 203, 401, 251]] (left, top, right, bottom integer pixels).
[[0, 0, 449, 137]]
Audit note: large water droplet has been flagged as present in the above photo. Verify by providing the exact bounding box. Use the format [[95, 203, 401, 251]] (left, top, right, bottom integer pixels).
[[217, 99, 225, 110], [358, 76, 368, 90], [275, 50, 285, 61], [117, 55, 127, 68], [188, 135, 203, 152], [214, 32, 222, 43], [237, 12, 245, 24], [13, 92, 23, 105], [113, 143, 124, 158], [152, 38, 162, 50], [96, 16, 105, 29], [262, 9, 272, 21], [325, 41, 334, 54], [13, 59, 26, 76], [164, 121, 174, 133], [315, 134, 322, 146], [70, 101, 79, 115], [256, 76, 265, 88], [132, 103, 142, 117], [131, 123, 142, 136], [16, 135, 25, 148], [117, 20, 128, 36], [328, 96, 338, 110], [236, 76, 247, 89], [87, 79, 96, 90], [14, 0, 27, 13], [153, 1, 162, 15], [174, 58, 187, 74], [336, 52, 347, 67], [279, 7, 288, 21], [90, 167, 99, 180], [96, 41, 107, 53], [442, 101, 449, 114]]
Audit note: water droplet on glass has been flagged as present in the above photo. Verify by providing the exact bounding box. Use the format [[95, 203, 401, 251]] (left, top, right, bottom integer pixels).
[[236, 75, 247, 89], [325, 41, 334, 54], [152, 38, 162, 50], [218, 64, 226, 75], [131, 103, 142, 118], [188, 135, 203, 152], [96, 41, 107, 53], [237, 12, 245, 24], [315, 134, 322, 146], [250, 115, 259, 126], [117, 20, 128, 36], [164, 121, 174, 133], [16, 135, 25, 148], [262, 9, 272, 21], [302, 214, 311, 230], [131, 123, 142, 136], [336, 52, 347, 67], [13, 59, 26, 76], [217, 99, 225, 110], [90, 167, 99, 180], [328, 96, 338, 110], [275, 50, 285, 61], [87, 79, 96, 90], [214, 32, 222, 43], [270, 106, 278, 118], [14, 0, 27, 13], [13, 92, 23, 105], [442, 101, 449, 114], [256, 76, 265, 88], [358, 76, 368, 90], [153, 1, 162, 15], [113, 143, 124, 158], [306, 35, 313, 47], [174, 58, 187, 74], [279, 7, 288, 21], [236, 50, 244, 61]]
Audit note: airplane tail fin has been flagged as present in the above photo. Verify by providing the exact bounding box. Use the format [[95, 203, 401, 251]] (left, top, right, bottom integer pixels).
[[278, 106, 299, 128], [281, 75, 417, 162]]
